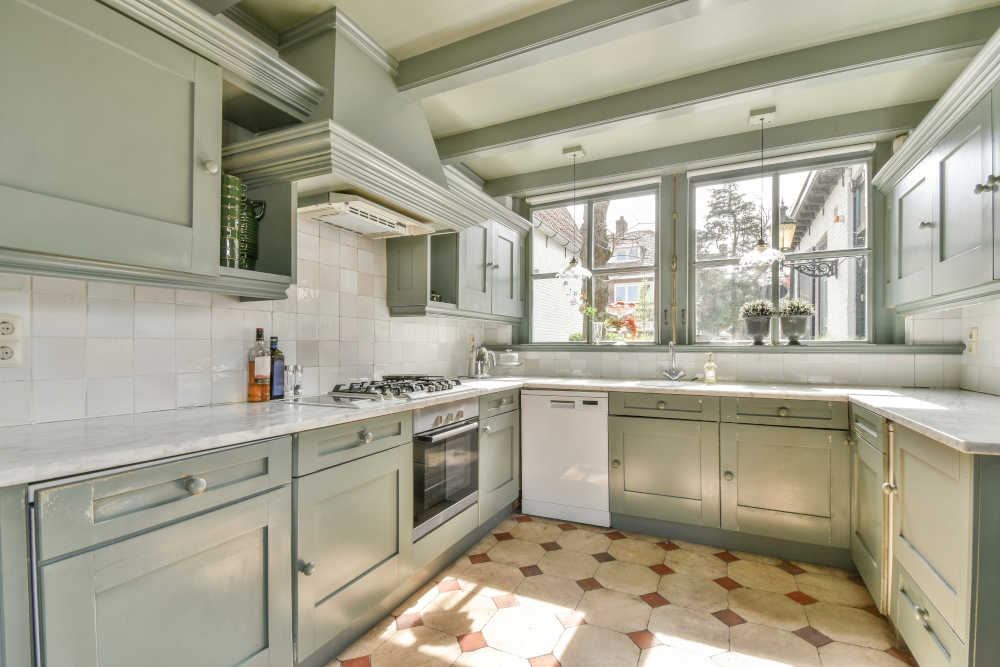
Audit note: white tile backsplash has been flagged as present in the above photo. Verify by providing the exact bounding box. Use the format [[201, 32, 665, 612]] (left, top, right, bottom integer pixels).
[[0, 229, 510, 424]]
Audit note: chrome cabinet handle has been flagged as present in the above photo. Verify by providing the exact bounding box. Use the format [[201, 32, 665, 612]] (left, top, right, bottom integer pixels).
[[611, 459, 621, 469], [184, 477, 208, 496], [299, 561, 317, 576], [201, 159, 220, 175], [777, 407, 790, 417], [724, 471, 735, 481], [918, 220, 936, 228], [974, 177, 998, 194], [360, 429, 374, 444], [500, 397, 511, 405], [845, 438, 856, 447], [882, 482, 898, 496], [482, 425, 493, 435], [656, 401, 667, 410]]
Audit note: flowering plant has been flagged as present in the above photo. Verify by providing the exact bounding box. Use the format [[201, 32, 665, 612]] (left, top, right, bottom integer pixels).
[[779, 298, 815, 316], [739, 299, 775, 319], [605, 302, 638, 339]]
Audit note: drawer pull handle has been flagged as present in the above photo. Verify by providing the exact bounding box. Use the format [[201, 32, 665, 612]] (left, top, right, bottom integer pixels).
[[656, 401, 667, 410], [184, 477, 208, 496], [500, 397, 511, 405], [724, 471, 735, 482], [881, 482, 898, 496], [300, 561, 317, 576], [777, 407, 790, 417], [918, 220, 937, 227], [201, 159, 220, 175], [611, 459, 621, 469], [361, 429, 375, 444]]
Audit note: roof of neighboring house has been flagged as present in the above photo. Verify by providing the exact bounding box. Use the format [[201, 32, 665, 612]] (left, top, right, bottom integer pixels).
[[786, 167, 845, 249], [532, 206, 584, 253]]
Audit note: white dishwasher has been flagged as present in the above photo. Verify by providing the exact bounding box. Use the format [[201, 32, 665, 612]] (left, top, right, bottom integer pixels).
[[521, 390, 609, 526]]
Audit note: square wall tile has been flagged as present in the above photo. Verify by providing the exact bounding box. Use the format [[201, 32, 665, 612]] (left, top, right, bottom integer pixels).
[[32, 337, 85, 380], [86, 377, 133, 417], [212, 371, 245, 404], [176, 339, 211, 374], [87, 281, 133, 301], [135, 339, 175, 375], [175, 305, 211, 339], [32, 379, 85, 422], [134, 302, 175, 339], [86, 339, 133, 378], [177, 373, 212, 407], [134, 374, 177, 412], [134, 286, 175, 303], [87, 299, 133, 338], [33, 276, 85, 296], [0, 382, 31, 426], [33, 292, 86, 337]]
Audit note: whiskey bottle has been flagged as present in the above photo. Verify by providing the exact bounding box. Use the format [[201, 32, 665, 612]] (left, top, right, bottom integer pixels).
[[269, 336, 285, 399], [247, 328, 271, 402]]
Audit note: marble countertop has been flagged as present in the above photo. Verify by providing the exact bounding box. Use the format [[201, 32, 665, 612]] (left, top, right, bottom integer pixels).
[[2, 377, 998, 488]]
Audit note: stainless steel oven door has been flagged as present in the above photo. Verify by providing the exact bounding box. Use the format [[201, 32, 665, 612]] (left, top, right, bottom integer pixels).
[[413, 418, 479, 542]]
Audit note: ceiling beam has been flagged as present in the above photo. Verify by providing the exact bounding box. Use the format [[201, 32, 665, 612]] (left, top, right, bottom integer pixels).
[[395, 0, 749, 99], [482, 101, 933, 196], [437, 8, 998, 163]]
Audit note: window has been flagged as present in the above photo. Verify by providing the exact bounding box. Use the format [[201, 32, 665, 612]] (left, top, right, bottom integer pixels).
[[692, 161, 870, 343], [530, 191, 657, 343]]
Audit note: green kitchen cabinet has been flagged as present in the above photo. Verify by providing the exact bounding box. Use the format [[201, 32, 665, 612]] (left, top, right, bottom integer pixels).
[[36, 487, 293, 667], [0, 486, 32, 667], [491, 223, 525, 318], [294, 443, 413, 661], [886, 156, 935, 306], [850, 433, 886, 611], [720, 423, 850, 548], [609, 416, 721, 527], [0, 0, 221, 276], [459, 222, 525, 317], [479, 410, 520, 524]]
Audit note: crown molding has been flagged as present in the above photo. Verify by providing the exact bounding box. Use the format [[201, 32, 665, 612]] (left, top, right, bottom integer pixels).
[[222, 123, 531, 233], [873, 29, 1000, 189], [101, 0, 325, 120], [278, 7, 398, 76], [221, 6, 278, 47]]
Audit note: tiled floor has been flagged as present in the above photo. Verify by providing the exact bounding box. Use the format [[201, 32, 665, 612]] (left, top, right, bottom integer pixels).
[[328, 515, 918, 667]]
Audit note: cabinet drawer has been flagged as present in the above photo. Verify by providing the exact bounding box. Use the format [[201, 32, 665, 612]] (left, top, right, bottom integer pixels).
[[610, 392, 720, 421], [34, 437, 292, 560], [894, 565, 967, 667], [721, 397, 848, 429], [850, 405, 885, 452], [480, 389, 519, 418], [295, 412, 412, 476]]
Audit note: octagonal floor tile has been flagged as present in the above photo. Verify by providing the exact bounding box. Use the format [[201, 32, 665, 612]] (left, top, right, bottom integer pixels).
[[455, 562, 525, 597], [371, 626, 461, 667], [795, 573, 874, 608], [510, 521, 564, 544], [538, 548, 600, 581], [482, 606, 565, 659], [514, 573, 584, 613], [454, 647, 531, 667], [657, 573, 728, 613], [594, 560, 661, 595], [556, 529, 611, 554], [648, 604, 729, 657], [819, 642, 909, 667], [577, 588, 652, 633], [337, 615, 395, 661], [723, 623, 820, 667], [805, 602, 894, 650], [554, 624, 640, 667], [422, 590, 498, 636], [608, 538, 668, 566], [727, 588, 808, 631], [727, 560, 797, 594], [638, 644, 717, 666], [662, 549, 727, 580], [487, 539, 546, 568]]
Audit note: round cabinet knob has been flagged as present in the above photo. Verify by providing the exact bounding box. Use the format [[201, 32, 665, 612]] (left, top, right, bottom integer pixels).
[[482, 425, 493, 434], [611, 459, 621, 469], [656, 401, 667, 410], [446, 413, 455, 423], [201, 159, 220, 175], [723, 471, 735, 481], [881, 482, 898, 496], [184, 477, 208, 496], [360, 429, 374, 444], [456, 410, 464, 419], [777, 407, 790, 417], [434, 415, 443, 426], [300, 561, 317, 576]]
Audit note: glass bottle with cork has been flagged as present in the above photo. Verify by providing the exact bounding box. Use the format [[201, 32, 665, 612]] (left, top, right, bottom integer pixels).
[[247, 328, 271, 402]]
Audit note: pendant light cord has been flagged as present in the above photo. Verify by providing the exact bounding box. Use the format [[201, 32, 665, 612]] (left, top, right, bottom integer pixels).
[[759, 118, 766, 243]]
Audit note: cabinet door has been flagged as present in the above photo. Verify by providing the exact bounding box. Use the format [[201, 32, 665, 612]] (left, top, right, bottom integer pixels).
[[850, 437, 886, 611], [459, 224, 493, 313], [892, 427, 973, 640], [720, 424, 850, 547], [886, 160, 934, 306], [37, 487, 293, 667], [295, 444, 412, 660], [610, 417, 720, 527], [480, 410, 520, 523], [931, 95, 993, 295], [0, 0, 221, 275], [492, 223, 525, 317]]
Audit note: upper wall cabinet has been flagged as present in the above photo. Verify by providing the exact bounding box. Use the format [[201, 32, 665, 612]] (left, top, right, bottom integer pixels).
[[387, 221, 524, 322], [0, 0, 221, 276]]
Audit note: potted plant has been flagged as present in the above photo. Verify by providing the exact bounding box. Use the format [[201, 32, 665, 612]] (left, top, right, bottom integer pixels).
[[739, 299, 774, 345], [604, 302, 638, 345], [779, 298, 815, 345]]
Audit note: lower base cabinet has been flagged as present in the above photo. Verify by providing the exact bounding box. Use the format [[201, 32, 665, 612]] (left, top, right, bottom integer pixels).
[[37, 487, 293, 667], [294, 443, 413, 661], [720, 423, 850, 547], [479, 410, 520, 524], [609, 416, 720, 527], [850, 434, 886, 610]]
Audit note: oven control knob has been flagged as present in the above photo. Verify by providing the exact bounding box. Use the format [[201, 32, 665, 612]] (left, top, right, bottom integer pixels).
[[446, 413, 454, 423], [456, 410, 464, 419], [434, 415, 443, 426]]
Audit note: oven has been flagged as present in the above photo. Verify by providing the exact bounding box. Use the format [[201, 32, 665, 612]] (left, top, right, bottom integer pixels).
[[412, 398, 479, 541]]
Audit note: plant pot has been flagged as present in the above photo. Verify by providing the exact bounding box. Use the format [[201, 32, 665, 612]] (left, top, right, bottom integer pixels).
[[780, 315, 810, 345], [742, 316, 771, 345]]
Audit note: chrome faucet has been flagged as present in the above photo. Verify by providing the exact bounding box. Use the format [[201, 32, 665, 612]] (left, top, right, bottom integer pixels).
[[662, 341, 686, 381]]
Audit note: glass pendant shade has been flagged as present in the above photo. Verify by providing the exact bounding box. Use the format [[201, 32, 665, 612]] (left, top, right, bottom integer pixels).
[[556, 255, 592, 279], [739, 239, 784, 267]]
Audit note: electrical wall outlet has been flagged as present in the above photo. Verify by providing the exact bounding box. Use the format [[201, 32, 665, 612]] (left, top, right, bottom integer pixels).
[[0, 314, 21, 337], [0, 313, 23, 367]]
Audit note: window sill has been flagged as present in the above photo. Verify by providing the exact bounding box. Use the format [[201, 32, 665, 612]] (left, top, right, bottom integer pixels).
[[493, 343, 965, 355]]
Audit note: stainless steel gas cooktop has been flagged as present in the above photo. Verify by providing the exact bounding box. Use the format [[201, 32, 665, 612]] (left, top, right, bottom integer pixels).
[[289, 375, 464, 408]]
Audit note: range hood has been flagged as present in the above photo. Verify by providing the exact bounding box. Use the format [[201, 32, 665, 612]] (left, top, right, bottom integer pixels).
[[298, 192, 433, 238]]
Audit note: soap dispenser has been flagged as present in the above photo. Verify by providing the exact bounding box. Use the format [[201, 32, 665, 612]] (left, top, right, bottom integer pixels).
[[703, 353, 718, 384]]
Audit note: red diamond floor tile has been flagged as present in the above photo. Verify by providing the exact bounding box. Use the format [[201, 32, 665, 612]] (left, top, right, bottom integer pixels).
[[793, 626, 834, 647], [576, 577, 602, 591], [592, 552, 615, 562], [786, 591, 818, 605], [649, 563, 675, 575], [628, 630, 659, 649], [657, 541, 680, 551], [520, 565, 543, 577], [540, 542, 562, 551], [494, 532, 514, 541], [778, 562, 807, 575], [713, 576, 743, 591], [493, 594, 518, 608], [529, 655, 561, 667], [712, 609, 746, 627], [341, 657, 370, 667], [604, 531, 627, 540], [640, 592, 670, 608], [458, 631, 488, 652], [714, 551, 740, 563], [515, 516, 533, 523], [469, 553, 490, 564], [557, 523, 577, 531], [438, 579, 461, 592], [395, 612, 423, 630]]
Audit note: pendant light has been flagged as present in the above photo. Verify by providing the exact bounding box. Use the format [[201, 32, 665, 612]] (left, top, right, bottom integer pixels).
[[556, 146, 592, 281], [740, 109, 784, 267]]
